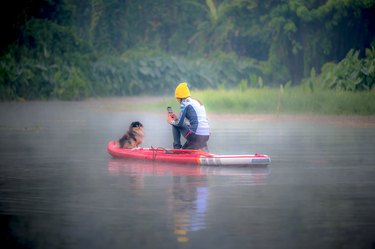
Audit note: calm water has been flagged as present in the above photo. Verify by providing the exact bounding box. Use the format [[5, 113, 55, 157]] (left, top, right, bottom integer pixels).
[[1, 101, 375, 249]]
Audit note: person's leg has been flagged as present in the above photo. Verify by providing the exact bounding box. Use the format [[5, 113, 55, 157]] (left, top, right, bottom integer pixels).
[[200, 145, 209, 152], [181, 139, 194, 149], [172, 125, 182, 149], [182, 133, 209, 151], [199, 135, 210, 152], [172, 125, 190, 149]]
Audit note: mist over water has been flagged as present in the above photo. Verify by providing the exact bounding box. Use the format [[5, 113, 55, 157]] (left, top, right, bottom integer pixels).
[[1, 100, 375, 249]]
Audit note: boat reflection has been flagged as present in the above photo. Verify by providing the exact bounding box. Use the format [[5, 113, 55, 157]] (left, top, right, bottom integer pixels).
[[107, 159, 270, 178], [107, 159, 270, 243]]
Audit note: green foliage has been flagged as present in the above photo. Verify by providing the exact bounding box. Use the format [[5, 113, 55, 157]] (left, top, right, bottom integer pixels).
[[302, 47, 375, 91], [259, 0, 375, 83], [362, 47, 375, 90], [258, 76, 264, 88], [128, 87, 375, 115], [0, 17, 92, 100], [1, 0, 375, 100], [89, 51, 263, 96], [53, 66, 89, 100], [238, 79, 248, 91], [0, 51, 55, 100], [188, 88, 375, 115], [0, 52, 90, 100], [22, 18, 91, 59]]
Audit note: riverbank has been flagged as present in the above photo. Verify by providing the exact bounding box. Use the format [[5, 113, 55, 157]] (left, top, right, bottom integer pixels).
[[2, 96, 374, 128], [194, 88, 375, 115], [88, 96, 375, 128], [94, 88, 375, 115], [208, 113, 375, 128]]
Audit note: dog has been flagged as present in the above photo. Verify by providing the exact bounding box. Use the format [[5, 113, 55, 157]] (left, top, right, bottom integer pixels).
[[117, 121, 144, 149]]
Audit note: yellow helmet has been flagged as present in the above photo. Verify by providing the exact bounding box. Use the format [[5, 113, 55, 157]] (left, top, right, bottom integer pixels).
[[175, 82, 191, 99]]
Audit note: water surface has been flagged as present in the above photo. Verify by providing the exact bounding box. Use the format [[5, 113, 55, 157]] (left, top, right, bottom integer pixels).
[[1, 100, 374, 249]]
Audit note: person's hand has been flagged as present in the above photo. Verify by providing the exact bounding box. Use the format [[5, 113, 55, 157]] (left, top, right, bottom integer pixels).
[[167, 113, 177, 124]]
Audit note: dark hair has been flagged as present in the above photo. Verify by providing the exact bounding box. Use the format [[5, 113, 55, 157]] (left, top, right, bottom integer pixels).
[[130, 121, 143, 128], [118, 133, 129, 148]]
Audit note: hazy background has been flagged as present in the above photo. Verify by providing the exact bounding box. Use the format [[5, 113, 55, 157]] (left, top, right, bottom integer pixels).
[[1, 0, 374, 100], [1, 1, 375, 248]]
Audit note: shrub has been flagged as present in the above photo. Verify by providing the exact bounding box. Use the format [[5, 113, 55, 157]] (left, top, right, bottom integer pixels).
[[302, 47, 375, 91]]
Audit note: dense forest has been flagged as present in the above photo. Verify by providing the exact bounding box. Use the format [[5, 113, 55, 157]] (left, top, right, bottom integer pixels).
[[0, 0, 374, 100]]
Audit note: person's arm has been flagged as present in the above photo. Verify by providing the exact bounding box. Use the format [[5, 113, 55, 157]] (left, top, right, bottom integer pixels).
[[167, 112, 178, 124], [168, 105, 188, 126]]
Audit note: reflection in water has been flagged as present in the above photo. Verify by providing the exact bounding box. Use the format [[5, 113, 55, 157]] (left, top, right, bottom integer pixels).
[[108, 159, 202, 177], [2, 101, 375, 249], [170, 175, 208, 243], [107, 159, 270, 244], [108, 159, 270, 179]]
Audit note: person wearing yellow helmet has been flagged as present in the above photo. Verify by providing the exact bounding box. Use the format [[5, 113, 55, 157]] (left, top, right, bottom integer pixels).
[[167, 82, 210, 151]]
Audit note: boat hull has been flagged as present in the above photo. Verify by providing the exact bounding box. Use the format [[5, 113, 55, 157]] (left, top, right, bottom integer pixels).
[[107, 141, 271, 166]]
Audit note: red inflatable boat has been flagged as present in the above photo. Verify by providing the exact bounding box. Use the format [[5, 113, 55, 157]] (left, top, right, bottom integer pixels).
[[107, 141, 271, 166]]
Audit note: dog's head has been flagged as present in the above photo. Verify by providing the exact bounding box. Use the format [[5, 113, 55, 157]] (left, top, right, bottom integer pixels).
[[129, 121, 144, 146], [129, 121, 145, 145], [129, 121, 144, 134]]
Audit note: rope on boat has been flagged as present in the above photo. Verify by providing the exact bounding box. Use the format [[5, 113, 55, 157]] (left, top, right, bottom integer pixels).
[[150, 146, 211, 162], [150, 146, 170, 161]]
